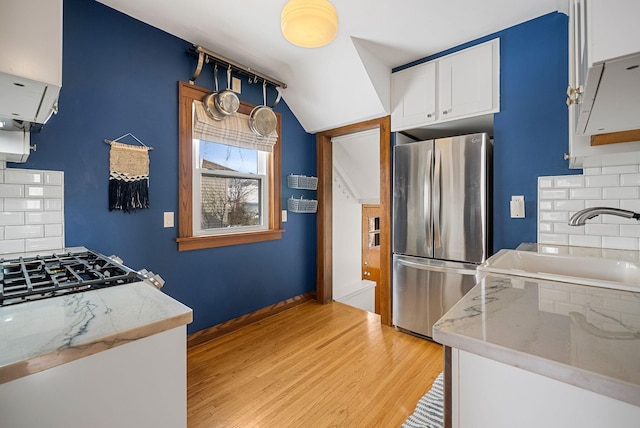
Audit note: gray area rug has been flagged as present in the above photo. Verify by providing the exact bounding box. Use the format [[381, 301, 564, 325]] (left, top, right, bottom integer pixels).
[[401, 371, 444, 428]]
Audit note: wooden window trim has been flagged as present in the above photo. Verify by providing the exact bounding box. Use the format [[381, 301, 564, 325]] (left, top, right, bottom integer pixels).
[[177, 81, 283, 251]]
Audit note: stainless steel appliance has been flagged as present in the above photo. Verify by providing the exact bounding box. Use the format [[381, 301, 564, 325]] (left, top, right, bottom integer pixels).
[[0, 248, 164, 306], [392, 133, 491, 338]]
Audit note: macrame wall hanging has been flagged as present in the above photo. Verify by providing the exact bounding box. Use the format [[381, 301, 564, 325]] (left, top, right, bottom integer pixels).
[[104, 133, 153, 213]]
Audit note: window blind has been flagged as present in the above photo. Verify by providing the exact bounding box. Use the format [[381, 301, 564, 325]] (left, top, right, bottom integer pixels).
[[193, 101, 277, 152]]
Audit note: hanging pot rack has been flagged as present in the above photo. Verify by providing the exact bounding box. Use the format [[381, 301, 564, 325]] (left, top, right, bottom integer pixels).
[[188, 45, 287, 90]]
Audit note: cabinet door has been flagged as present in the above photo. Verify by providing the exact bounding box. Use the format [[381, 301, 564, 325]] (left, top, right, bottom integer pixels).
[[438, 41, 496, 121], [391, 62, 436, 131]]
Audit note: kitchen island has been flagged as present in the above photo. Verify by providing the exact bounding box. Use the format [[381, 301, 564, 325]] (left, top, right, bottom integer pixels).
[[433, 248, 640, 428], [0, 281, 192, 428]]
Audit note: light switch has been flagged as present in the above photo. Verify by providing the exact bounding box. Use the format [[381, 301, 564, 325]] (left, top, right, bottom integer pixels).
[[282, 209, 287, 223], [510, 196, 525, 218], [163, 211, 174, 228]]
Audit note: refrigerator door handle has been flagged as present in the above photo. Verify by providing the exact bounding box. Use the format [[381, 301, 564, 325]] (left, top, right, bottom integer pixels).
[[396, 258, 477, 276], [425, 147, 433, 246], [433, 149, 442, 249]]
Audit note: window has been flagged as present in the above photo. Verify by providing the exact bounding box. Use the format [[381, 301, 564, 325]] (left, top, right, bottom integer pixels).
[[177, 82, 283, 251], [194, 141, 268, 235]]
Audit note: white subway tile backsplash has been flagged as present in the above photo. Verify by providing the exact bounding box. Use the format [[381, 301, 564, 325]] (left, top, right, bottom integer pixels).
[[44, 172, 63, 186], [540, 211, 568, 222], [602, 187, 638, 200], [0, 239, 25, 254], [620, 199, 640, 212], [25, 211, 63, 224], [570, 187, 602, 199], [44, 223, 63, 237], [620, 174, 640, 186], [538, 177, 554, 188], [602, 236, 639, 251], [538, 233, 568, 245], [25, 237, 63, 253], [583, 167, 602, 176], [585, 223, 619, 236], [555, 176, 584, 188], [4, 170, 42, 184], [539, 201, 553, 210], [5, 225, 43, 240], [0, 212, 24, 226], [539, 223, 553, 233], [602, 165, 638, 175], [585, 199, 619, 209], [539, 189, 568, 200], [26, 185, 63, 198], [554, 223, 583, 235], [569, 235, 602, 247], [538, 162, 640, 250], [0, 184, 24, 198], [621, 225, 640, 237], [554, 200, 584, 212], [0, 168, 64, 255], [44, 199, 62, 211], [4, 198, 42, 211], [585, 175, 619, 188]]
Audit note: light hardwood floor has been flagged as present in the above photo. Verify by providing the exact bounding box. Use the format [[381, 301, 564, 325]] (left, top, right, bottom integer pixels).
[[187, 301, 443, 427]]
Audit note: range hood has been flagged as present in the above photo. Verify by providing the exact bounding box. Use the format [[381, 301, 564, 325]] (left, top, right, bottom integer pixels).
[[0, 0, 62, 161], [576, 53, 640, 135]]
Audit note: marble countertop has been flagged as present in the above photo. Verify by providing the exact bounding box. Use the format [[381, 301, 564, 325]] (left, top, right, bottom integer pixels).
[[0, 282, 192, 384], [433, 270, 640, 407]]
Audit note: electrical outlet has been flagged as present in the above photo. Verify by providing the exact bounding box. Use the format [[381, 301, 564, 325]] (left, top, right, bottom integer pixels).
[[232, 77, 241, 93], [163, 212, 174, 228]]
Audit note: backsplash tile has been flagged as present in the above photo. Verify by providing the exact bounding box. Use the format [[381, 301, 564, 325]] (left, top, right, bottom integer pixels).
[[538, 164, 640, 250], [0, 167, 64, 255]]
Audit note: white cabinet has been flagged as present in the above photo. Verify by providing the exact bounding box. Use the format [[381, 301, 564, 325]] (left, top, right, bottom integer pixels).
[[567, 0, 640, 168], [391, 62, 436, 131], [569, 0, 640, 136], [0, 0, 62, 125], [391, 39, 499, 133], [0, 327, 188, 428], [450, 348, 640, 428], [438, 41, 497, 121]]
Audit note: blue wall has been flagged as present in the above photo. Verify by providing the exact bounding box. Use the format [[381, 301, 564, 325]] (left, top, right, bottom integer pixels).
[[396, 13, 580, 252], [25, 0, 317, 333]]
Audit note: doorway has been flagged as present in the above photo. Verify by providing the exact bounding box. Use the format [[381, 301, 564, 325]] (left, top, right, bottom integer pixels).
[[315, 116, 392, 325], [362, 204, 381, 314]]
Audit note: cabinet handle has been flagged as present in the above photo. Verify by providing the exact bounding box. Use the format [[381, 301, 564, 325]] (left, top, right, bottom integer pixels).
[[442, 108, 452, 115], [427, 113, 434, 118]]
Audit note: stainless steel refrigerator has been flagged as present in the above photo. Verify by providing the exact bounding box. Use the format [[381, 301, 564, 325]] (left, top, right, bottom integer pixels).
[[392, 133, 492, 338]]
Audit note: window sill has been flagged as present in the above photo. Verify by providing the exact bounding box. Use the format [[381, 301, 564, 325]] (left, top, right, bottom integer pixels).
[[176, 229, 285, 251]]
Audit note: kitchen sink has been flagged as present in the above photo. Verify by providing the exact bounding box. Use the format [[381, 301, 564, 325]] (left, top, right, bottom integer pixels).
[[479, 249, 640, 292]]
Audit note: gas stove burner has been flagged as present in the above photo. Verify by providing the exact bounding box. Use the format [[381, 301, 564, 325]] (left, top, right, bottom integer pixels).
[[0, 250, 144, 307]]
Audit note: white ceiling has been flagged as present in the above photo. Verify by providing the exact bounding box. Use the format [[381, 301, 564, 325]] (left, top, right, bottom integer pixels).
[[97, 0, 563, 133]]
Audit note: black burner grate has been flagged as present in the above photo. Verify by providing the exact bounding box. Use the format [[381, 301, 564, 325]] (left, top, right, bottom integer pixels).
[[0, 250, 142, 306]]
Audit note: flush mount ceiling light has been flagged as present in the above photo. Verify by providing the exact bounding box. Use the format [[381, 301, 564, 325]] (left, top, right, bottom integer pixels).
[[281, 0, 338, 48]]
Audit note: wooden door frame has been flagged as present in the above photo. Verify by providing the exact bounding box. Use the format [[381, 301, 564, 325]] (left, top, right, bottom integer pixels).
[[316, 116, 392, 325]]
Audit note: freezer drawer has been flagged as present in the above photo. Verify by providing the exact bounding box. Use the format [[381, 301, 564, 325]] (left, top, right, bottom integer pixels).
[[392, 254, 478, 338]]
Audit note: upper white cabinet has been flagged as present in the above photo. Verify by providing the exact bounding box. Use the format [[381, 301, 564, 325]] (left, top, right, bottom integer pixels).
[[567, 0, 640, 168], [0, 0, 62, 125], [391, 39, 500, 133], [390, 62, 436, 131], [569, 0, 640, 136]]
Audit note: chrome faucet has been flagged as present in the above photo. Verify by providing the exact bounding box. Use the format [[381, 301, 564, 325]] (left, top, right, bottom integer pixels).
[[569, 207, 640, 226]]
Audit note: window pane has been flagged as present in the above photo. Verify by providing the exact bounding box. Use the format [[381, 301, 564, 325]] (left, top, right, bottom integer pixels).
[[201, 175, 262, 229], [199, 140, 258, 174]]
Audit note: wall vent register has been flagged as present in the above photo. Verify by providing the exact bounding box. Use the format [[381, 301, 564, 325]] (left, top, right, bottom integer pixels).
[[0, 249, 162, 307]]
